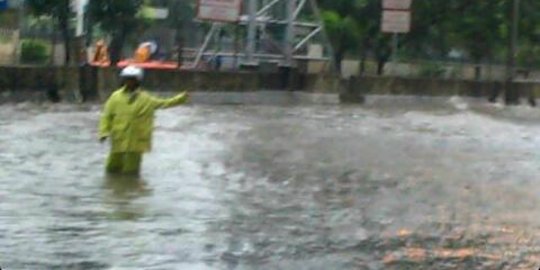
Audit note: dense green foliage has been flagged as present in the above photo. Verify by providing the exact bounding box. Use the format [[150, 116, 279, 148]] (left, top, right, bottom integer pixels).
[[21, 39, 49, 64], [26, 0, 72, 65], [318, 0, 540, 75]]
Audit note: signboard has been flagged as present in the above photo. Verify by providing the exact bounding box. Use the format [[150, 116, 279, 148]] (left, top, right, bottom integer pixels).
[[381, 10, 411, 33], [382, 0, 412, 10], [0, 0, 8, 11], [197, 0, 242, 22]]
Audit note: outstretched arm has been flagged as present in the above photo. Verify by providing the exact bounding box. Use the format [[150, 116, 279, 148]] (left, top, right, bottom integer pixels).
[[148, 91, 190, 109]]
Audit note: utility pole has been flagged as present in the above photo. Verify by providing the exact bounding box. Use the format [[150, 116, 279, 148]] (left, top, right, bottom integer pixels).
[[284, 0, 295, 67], [505, 0, 520, 105], [245, 0, 257, 66], [280, 0, 296, 90], [16, 0, 24, 64], [391, 33, 398, 62]]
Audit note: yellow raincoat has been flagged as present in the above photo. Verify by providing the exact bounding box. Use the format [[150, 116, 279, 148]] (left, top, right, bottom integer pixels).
[[99, 87, 188, 174]]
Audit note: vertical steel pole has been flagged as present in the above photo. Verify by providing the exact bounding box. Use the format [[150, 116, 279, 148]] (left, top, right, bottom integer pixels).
[[505, 0, 520, 104], [392, 33, 398, 62], [284, 0, 295, 66], [246, 0, 257, 64]]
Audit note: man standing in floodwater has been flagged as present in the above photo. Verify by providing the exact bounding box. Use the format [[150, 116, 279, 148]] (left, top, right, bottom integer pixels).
[[98, 65, 189, 175]]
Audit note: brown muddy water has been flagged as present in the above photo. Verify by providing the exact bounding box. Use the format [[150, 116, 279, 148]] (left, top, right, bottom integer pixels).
[[1, 96, 540, 269]]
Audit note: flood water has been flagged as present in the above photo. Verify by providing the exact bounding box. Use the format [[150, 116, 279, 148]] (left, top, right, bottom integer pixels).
[[2, 96, 540, 269]]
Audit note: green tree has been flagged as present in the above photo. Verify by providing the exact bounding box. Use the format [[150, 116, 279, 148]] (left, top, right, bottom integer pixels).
[[319, 0, 392, 75], [315, 0, 540, 106], [319, 0, 540, 78], [321, 9, 360, 71], [516, 1, 540, 71], [354, 0, 390, 75], [449, 0, 504, 79], [166, 0, 195, 67], [403, 1, 457, 60], [88, 0, 145, 64], [26, 0, 72, 65]]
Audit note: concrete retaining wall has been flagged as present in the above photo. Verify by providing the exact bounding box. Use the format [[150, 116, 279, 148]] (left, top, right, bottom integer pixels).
[[1, 66, 539, 105], [0, 66, 341, 103], [94, 67, 338, 99], [344, 76, 499, 97], [340, 76, 539, 104]]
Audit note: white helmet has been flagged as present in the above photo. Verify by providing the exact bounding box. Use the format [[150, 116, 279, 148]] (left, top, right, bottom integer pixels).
[[120, 65, 144, 81]]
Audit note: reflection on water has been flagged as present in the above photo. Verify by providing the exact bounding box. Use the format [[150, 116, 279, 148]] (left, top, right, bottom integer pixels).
[[103, 173, 150, 198], [103, 174, 151, 221], [2, 97, 540, 269]]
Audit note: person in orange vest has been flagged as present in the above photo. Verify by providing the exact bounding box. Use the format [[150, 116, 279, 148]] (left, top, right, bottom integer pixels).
[[93, 39, 110, 65]]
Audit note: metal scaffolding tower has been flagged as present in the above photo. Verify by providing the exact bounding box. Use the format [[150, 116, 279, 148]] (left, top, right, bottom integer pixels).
[[192, 0, 334, 70]]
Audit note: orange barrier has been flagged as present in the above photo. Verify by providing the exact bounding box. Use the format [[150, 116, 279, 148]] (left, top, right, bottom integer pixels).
[[90, 60, 181, 70], [90, 40, 181, 69], [92, 40, 110, 65], [117, 60, 179, 69], [134, 45, 151, 63]]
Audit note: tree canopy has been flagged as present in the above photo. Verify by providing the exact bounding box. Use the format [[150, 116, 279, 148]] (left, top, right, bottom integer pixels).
[[26, 0, 72, 65], [87, 0, 145, 64], [318, 0, 540, 76]]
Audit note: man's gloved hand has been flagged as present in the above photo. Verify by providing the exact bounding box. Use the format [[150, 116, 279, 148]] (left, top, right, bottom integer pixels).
[[180, 91, 190, 101]]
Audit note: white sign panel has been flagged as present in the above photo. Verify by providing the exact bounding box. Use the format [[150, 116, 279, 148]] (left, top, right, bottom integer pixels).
[[198, 0, 242, 22], [381, 10, 411, 33], [383, 0, 412, 10]]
